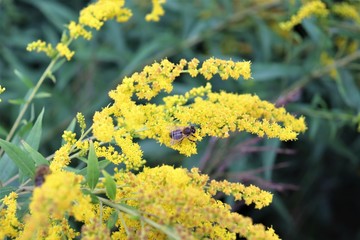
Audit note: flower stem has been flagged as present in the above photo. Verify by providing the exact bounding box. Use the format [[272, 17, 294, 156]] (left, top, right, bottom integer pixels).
[[0, 57, 60, 158]]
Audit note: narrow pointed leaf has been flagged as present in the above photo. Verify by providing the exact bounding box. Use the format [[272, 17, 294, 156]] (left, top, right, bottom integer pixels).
[[87, 141, 100, 190], [0, 139, 35, 178], [8, 99, 26, 105], [106, 211, 118, 229], [14, 69, 34, 88], [102, 170, 116, 200], [34, 92, 52, 99], [21, 140, 48, 166], [25, 108, 44, 150], [77, 159, 110, 177]]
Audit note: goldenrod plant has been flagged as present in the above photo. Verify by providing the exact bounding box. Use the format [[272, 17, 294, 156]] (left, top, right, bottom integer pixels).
[[0, 0, 359, 239]]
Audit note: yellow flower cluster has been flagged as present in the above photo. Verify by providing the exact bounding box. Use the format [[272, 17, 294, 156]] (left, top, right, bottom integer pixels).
[[146, 0, 166, 22], [66, 0, 132, 41], [91, 58, 305, 160], [50, 143, 72, 172], [62, 130, 77, 144], [56, 43, 75, 61], [77, 0, 132, 31], [279, 0, 329, 31], [111, 165, 280, 239], [198, 57, 252, 80], [26, 40, 56, 58], [332, 2, 360, 24], [209, 180, 273, 209], [0, 192, 22, 239], [27, 0, 132, 61], [20, 171, 95, 239], [81, 219, 111, 240], [76, 112, 87, 133]]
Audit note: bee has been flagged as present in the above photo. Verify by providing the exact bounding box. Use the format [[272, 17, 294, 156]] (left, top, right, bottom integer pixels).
[[34, 165, 51, 187], [169, 125, 196, 144]]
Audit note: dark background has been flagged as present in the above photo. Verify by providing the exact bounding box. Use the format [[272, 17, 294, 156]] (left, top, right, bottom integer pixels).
[[1, 1, 360, 239]]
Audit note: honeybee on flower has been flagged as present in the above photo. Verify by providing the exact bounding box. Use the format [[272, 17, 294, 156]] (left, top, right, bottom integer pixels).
[[169, 125, 197, 145]]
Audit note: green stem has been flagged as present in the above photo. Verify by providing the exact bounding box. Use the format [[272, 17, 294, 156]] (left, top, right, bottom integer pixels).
[[1, 37, 74, 158], [0, 57, 59, 158]]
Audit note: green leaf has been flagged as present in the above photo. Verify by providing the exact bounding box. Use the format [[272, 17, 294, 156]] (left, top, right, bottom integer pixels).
[[0, 139, 36, 178], [77, 159, 111, 177], [102, 170, 116, 200], [0, 125, 8, 138], [52, 58, 66, 74], [106, 211, 118, 229], [34, 92, 52, 99], [14, 69, 34, 88], [21, 141, 48, 166], [8, 98, 26, 105], [0, 155, 18, 182], [87, 141, 100, 190], [25, 108, 44, 151], [47, 72, 56, 83]]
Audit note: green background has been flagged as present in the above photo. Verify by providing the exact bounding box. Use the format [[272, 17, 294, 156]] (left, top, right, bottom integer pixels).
[[1, 0, 360, 239]]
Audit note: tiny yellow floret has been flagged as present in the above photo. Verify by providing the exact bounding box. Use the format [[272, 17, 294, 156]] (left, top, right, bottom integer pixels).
[[56, 43, 75, 61], [146, 0, 166, 22]]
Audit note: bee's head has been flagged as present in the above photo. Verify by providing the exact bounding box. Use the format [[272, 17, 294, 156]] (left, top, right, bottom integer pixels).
[[190, 125, 196, 134]]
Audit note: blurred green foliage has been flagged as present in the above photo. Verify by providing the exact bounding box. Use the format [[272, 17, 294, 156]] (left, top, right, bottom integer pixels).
[[1, 0, 360, 239]]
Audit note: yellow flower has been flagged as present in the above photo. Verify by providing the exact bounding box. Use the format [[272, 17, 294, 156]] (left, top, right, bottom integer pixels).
[[114, 134, 145, 170], [56, 43, 75, 61], [94, 58, 306, 158], [94, 142, 123, 164], [28, 0, 133, 59], [68, 21, 92, 40], [111, 165, 280, 239], [0, 192, 22, 239], [62, 130, 77, 145], [20, 171, 95, 239], [332, 2, 360, 24], [81, 218, 111, 240], [146, 0, 166, 22], [188, 58, 200, 77], [50, 143, 72, 172], [46, 218, 80, 239], [209, 180, 273, 209], [199, 57, 252, 80], [26, 40, 56, 58], [92, 108, 115, 142], [280, 0, 329, 31], [76, 112, 87, 133], [79, 0, 132, 30], [75, 139, 90, 157]]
